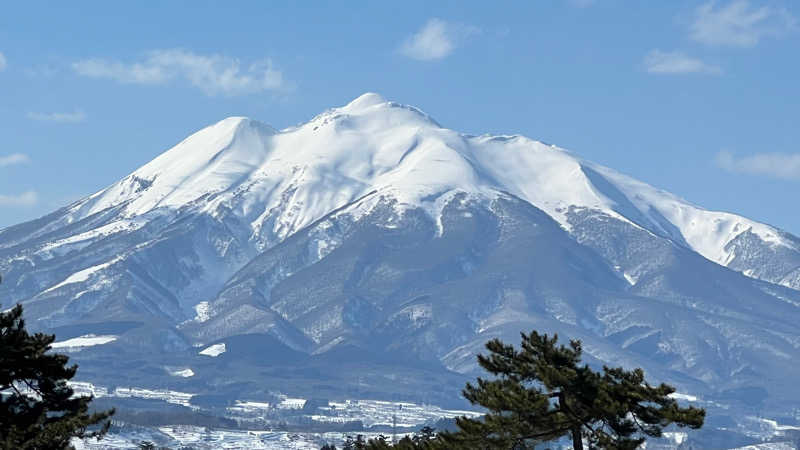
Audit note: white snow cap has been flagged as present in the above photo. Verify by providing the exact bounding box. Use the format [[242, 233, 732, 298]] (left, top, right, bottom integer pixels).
[[64, 93, 795, 267], [343, 92, 387, 110]]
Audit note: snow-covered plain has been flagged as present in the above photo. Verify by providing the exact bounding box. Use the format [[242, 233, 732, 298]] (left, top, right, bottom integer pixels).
[[74, 427, 411, 450], [226, 397, 481, 428], [69, 380, 480, 431], [68, 382, 195, 408], [314, 399, 480, 428], [731, 444, 797, 450], [68, 381, 483, 450]]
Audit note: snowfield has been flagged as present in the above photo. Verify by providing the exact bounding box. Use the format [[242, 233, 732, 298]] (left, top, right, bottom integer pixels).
[[68, 381, 195, 408], [198, 343, 226, 357], [73, 427, 411, 450], [51, 334, 118, 350], [67, 382, 483, 450], [168, 368, 195, 378]]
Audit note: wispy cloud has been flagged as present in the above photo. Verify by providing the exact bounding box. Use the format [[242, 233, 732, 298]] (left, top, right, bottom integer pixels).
[[690, 0, 797, 47], [716, 150, 800, 180], [400, 19, 479, 61], [72, 49, 286, 96], [0, 191, 38, 206], [27, 110, 87, 123], [0, 52, 6, 71], [0, 153, 30, 167], [643, 50, 722, 75]]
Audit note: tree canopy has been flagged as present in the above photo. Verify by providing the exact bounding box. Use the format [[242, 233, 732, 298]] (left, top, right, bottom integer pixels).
[[438, 330, 705, 449], [319, 427, 441, 449], [0, 276, 115, 449]]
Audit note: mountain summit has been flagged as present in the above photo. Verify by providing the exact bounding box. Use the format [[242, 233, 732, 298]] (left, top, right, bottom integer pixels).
[[40, 94, 800, 283], [2, 94, 800, 417]]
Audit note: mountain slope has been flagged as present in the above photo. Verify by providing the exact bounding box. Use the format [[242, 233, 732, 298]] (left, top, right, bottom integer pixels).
[[2, 93, 800, 416], [3, 93, 797, 298]]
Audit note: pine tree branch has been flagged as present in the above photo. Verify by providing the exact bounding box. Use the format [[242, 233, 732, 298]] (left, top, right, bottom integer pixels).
[[22, 378, 45, 399]]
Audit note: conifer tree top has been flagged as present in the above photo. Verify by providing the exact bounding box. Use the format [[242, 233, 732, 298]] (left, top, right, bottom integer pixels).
[[1, 276, 115, 450], [440, 330, 705, 450]]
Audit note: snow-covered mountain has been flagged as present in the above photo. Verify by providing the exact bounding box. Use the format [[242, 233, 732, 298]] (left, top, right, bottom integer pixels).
[[3, 93, 800, 418]]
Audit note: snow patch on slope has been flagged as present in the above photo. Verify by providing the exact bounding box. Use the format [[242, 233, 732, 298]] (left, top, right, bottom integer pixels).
[[51, 334, 117, 350], [199, 343, 226, 357], [37, 219, 147, 259], [193, 301, 211, 323], [41, 258, 121, 294], [169, 368, 195, 378]]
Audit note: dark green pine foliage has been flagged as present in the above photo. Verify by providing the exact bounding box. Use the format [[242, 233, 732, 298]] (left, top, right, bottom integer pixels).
[[0, 295, 115, 449], [343, 434, 368, 449], [439, 331, 705, 450], [362, 427, 440, 449], [318, 427, 442, 449]]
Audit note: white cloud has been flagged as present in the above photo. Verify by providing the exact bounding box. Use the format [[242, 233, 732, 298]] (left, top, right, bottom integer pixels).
[[716, 150, 800, 180], [0, 191, 38, 206], [0, 153, 30, 167], [690, 0, 797, 47], [400, 19, 479, 61], [0, 52, 6, 71], [72, 49, 286, 96], [643, 50, 722, 75], [27, 110, 87, 123]]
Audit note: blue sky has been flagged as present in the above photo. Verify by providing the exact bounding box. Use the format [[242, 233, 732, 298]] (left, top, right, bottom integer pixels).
[[1, 1, 799, 234]]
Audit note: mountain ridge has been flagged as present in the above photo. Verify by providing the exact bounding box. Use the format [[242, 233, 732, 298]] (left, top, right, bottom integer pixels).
[[3, 93, 800, 424], [5, 93, 796, 292]]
